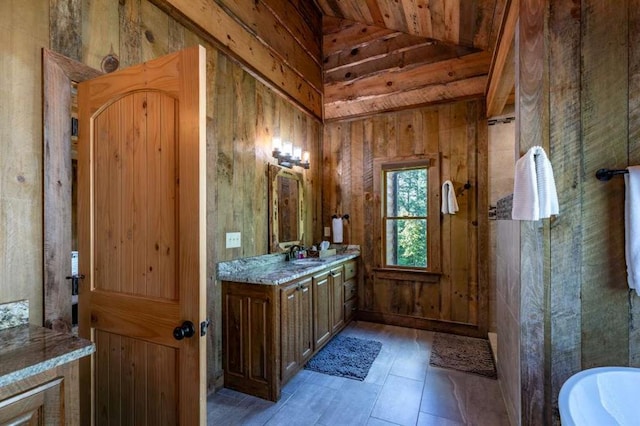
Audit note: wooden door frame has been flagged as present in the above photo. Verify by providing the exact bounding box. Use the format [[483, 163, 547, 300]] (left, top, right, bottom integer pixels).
[[42, 49, 101, 332]]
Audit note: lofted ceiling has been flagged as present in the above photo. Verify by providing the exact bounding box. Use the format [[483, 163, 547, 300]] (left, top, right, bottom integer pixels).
[[315, 0, 508, 120]]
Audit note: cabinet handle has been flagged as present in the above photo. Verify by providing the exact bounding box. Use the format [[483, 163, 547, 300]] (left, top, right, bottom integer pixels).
[[288, 294, 295, 300]]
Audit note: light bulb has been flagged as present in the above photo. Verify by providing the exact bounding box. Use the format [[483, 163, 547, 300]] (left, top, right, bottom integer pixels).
[[293, 147, 302, 160]]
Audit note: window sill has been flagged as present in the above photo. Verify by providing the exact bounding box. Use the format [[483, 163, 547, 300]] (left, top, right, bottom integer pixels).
[[372, 268, 442, 283]]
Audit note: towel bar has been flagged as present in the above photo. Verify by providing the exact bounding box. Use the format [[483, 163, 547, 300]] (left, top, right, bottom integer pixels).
[[595, 168, 628, 181]]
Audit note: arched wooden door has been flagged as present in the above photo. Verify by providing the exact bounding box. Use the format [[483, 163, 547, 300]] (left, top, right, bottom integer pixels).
[[77, 45, 206, 425]]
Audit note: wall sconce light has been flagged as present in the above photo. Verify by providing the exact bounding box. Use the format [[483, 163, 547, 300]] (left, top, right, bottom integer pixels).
[[272, 137, 310, 169]]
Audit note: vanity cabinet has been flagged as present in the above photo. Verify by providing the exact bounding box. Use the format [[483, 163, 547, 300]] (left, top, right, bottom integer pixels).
[[280, 277, 313, 383], [222, 256, 359, 401]]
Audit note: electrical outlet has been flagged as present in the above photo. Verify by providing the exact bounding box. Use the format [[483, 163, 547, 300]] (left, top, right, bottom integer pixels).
[[324, 226, 331, 237], [226, 232, 241, 248]]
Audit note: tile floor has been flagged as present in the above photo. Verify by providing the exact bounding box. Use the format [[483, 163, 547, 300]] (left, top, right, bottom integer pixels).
[[207, 321, 510, 426]]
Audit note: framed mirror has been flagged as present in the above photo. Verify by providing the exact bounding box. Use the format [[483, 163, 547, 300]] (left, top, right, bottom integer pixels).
[[268, 164, 304, 252]]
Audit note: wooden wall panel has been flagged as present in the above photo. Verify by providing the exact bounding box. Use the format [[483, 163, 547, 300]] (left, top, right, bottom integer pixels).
[[323, 99, 488, 336], [580, 0, 629, 369], [548, 0, 582, 421], [0, 0, 49, 325], [512, 1, 638, 424], [150, 0, 323, 118], [629, 0, 640, 368], [517, 0, 549, 422]]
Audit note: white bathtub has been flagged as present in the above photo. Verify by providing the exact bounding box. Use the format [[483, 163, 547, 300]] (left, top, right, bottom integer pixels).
[[559, 366, 640, 426]]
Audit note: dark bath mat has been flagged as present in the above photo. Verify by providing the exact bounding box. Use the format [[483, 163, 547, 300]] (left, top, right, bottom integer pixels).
[[305, 335, 382, 381], [429, 333, 497, 379]]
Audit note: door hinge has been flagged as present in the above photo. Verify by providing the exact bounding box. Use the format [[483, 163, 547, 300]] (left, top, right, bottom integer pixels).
[[200, 318, 210, 336]]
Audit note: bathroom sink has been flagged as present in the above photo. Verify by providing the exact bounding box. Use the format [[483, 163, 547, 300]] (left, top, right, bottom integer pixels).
[[290, 258, 328, 266]]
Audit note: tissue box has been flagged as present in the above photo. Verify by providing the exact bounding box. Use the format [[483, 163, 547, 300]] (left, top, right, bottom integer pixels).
[[318, 249, 337, 258]]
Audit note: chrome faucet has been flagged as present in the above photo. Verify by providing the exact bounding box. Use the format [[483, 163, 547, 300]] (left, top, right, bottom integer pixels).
[[288, 244, 303, 261]]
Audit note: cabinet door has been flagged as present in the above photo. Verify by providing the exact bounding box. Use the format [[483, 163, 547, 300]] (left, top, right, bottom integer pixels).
[[313, 272, 331, 348], [223, 283, 275, 401], [330, 266, 345, 334], [298, 278, 313, 361], [280, 282, 299, 382], [0, 377, 63, 425]]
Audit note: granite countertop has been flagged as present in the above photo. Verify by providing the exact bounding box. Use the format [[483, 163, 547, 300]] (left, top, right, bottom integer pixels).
[[0, 324, 95, 387], [217, 250, 360, 285]]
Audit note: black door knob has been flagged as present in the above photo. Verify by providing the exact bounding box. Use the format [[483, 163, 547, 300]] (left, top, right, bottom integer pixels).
[[173, 321, 195, 340]]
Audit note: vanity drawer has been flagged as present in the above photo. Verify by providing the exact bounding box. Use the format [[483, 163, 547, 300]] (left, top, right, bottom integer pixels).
[[344, 297, 357, 322], [344, 260, 357, 281], [343, 279, 357, 302]]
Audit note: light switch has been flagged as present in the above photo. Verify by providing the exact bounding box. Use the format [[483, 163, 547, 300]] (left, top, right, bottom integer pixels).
[[324, 226, 331, 237], [226, 232, 241, 248]]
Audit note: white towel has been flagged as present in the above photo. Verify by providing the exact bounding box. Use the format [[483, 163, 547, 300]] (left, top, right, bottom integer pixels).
[[441, 180, 459, 214], [625, 166, 640, 295], [512, 146, 559, 220], [332, 217, 343, 243]]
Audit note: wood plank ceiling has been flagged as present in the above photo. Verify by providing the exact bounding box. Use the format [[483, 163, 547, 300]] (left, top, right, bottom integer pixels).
[[316, 0, 508, 120]]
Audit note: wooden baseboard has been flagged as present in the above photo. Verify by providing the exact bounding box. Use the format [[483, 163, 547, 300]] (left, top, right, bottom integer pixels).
[[357, 310, 485, 338]]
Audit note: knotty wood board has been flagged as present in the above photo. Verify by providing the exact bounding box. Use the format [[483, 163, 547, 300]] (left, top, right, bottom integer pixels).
[[630, 0, 640, 368], [580, 0, 629, 369], [517, 0, 548, 423], [150, 0, 322, 118], [548, 0, 582, 421], [43, 49, 101, 333], [0, 0, 49, 326]]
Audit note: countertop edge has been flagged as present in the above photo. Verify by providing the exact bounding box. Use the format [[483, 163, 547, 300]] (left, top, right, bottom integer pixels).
[[0, 340, 95, 388], [218, 252, 360, 285]]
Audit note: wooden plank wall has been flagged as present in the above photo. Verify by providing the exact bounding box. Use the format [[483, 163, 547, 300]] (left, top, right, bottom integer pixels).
[[0, 0, 50, 325], [3, 0, 322, 394], [514, 0, 640, 423], [149, 0, 323, 118], [323, 99, 488, 336]]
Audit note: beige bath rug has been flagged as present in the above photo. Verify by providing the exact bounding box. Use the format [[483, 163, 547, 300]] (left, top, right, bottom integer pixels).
[[429, 333, 497, 379]]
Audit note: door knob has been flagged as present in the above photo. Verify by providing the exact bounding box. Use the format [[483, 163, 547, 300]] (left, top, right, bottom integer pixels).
[[173, 321, 195, 340]]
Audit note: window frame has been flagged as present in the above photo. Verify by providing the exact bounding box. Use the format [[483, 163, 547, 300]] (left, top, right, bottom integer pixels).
[[375, 156, 441, 273]]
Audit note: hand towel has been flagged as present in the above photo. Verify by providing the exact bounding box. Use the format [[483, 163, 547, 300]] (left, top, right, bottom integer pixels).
[[441, 180, 459, 214], [625, 166, 640, 295], [332, 217, 343, 243], [512, 146, 559, 220]]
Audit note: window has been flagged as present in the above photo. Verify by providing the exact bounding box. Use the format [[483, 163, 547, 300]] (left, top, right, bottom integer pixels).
[[380, 158, 439, 271]]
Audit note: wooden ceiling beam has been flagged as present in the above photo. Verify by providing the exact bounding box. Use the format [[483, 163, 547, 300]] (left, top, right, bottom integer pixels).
[[486, 0, 518, 117], [325, 42, 478, 84], [324, 50, 492, 104], [323, 16, 398, 56], [324, 32, 434, 71], [324, 75, 487, 120]]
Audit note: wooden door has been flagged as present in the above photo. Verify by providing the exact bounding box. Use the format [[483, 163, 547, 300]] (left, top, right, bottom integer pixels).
[[313, 271, 331, 348], [77, 46, 206, 425]]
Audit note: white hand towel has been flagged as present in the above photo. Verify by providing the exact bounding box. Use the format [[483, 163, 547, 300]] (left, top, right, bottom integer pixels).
[[441, 180, 459, 214], [512, 146, 559, 220], [625, 166, 640, 295], [332, 217, 343, 243]]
